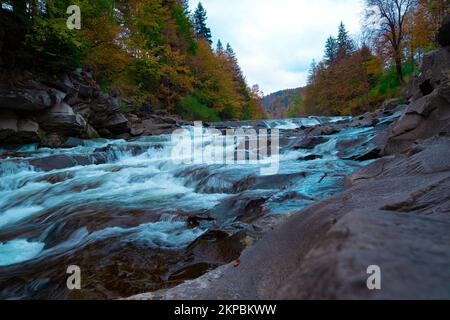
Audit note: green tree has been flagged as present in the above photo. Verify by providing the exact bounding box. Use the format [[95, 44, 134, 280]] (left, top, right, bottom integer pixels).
[[216, 39, 224, 55], [324, 36, 338, 65], [193, 2, 212, 44], [337, 22, 354, 59]]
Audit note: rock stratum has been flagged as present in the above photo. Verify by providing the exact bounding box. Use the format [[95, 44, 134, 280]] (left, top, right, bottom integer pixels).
[[0, 67, 186, 148], [129, 37, 450, 300]]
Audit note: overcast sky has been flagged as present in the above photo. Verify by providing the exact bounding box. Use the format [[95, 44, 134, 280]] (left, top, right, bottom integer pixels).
[[189, 0, 364, 95]]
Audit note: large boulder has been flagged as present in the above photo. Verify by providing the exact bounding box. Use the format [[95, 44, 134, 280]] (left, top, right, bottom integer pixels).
[[0, 87, 56, 112], [103, 113, 130, 134], [381, 75, 450, 155], [407, 18, 450, 100], [15, 119, 41, 144], [38, 102, 86, 136], [0, 110, 18, 141]]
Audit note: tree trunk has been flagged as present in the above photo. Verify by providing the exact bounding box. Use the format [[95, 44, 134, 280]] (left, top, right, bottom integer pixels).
[[394, 48, 404, 84]]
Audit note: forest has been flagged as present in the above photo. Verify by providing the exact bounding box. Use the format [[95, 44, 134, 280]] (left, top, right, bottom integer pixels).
[[0, 0, 265, 121], [299, 0, 450, 116]]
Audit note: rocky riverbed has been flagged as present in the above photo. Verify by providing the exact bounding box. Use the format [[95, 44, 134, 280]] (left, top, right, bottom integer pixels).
[[129, 46, 450, 300], [1, 23, 449, 300]]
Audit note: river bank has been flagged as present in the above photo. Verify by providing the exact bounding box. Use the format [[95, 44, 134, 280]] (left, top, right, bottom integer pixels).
[[128, 48, 450, 300]]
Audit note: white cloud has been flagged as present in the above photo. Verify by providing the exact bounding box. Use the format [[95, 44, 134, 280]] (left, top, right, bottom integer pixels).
[[189, 0, 364, 94]]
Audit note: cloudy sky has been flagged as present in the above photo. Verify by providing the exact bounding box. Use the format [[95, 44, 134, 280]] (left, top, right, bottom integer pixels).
[[189, 0, 364, 95]]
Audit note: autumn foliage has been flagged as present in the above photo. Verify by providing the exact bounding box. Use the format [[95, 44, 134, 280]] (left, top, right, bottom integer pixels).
[[0, 0, 265, 121], [298, 1, 450, 116]]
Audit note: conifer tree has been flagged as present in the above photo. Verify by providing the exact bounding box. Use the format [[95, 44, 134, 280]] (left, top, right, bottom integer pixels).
[[324, 36, 338, 65], [193, 2, 212, 44], [225, 43, 244, 81], [179, 0, 190, 14], [337, 22, 354, 58], [216, 39, 224, 55]]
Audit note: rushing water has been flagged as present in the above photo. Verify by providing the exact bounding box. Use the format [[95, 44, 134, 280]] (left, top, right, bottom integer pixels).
[[0, 115, 397, 299]]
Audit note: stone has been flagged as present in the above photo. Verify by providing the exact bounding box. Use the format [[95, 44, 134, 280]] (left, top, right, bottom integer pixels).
[[390, 113, 423, 137], [78, 84, 93, 99], [0, 110, 18, 141], [103, 113, 130, 134], [39, 102, 86, 136], [412, 48, 450, 99], [28, 153, 108, 171], [297, 154, 323, 161], [293, 136, 328, 150], [15, 119, 41, 143], [40, 133, 64, 148], [0, 87, 54, 111]]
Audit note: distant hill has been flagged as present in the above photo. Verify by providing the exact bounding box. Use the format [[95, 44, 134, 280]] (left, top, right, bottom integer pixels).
[[262, 87, 305, 119]]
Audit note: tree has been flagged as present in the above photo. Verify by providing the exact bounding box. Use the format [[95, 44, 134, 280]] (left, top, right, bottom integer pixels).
[[324, 36, 339, 65], [337, 22, 354, 59], [193, 2, 212, 44], [179, 0, 190, 14], [225, 43, 244, 81], [216, 39, 224, 55], [365, 0, 416, 83], [307, 59, 318, 84]]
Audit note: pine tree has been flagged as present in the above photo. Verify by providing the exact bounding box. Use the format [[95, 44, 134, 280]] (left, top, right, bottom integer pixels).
[[324, 36, 338, 65], [337, 22, 354, 58], [225, 43, 244, 80], [307, 59, 317, 84], [180, 0, 190, 14], [216, 39, 224, 55], [193, 2, 212, 44]]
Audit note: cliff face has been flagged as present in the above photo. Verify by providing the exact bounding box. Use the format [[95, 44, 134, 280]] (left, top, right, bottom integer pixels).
[[0, 68, 186, 148]]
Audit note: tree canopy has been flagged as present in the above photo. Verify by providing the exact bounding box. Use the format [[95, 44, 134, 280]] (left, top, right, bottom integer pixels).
[[0, 0, 265, 121]]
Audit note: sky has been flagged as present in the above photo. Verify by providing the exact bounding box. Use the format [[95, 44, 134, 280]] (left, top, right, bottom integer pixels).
[[189, 0, 364, 95]]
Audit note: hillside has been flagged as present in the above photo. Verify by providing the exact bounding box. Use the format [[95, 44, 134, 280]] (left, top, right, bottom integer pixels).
[[0, 1, 264, 122], [262, 87, 304, 119]]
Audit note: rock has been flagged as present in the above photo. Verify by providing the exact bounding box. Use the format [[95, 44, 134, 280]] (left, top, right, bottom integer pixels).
[[293, 136, 328, 150], [40, 133, 64, 148], [103, 113, 130, 134], [307, 124, 340, 136], [390, 113, 423, 137], [44, 75, 77, 97], [349, 113, 379, 128], [298, 154, 323, 161], [410, 48, 450, 100], [141, 119, 178, 136], [437, 15, 450, 47], [28, 153, 108, 171], [15, 119, 41, 144], [0, 110, 18, 141], [84, 124, 100, 139], [108, 96, 121, 112], [62, 137, 86, 148], [38, 102, 86, 136], [0, 87, 54, 111], [131, 136, 450, 300], [78, 84, 93, 99], [130, 124, 144, 137], [381, 76, 450, 155], [381, 98, 402, 111]]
